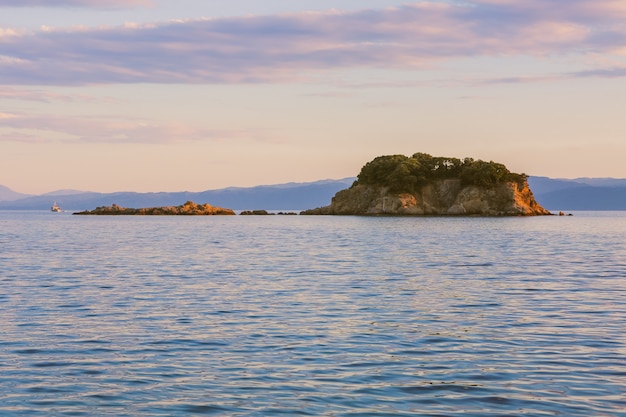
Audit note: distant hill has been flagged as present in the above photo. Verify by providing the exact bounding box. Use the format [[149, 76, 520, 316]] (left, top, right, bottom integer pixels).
[[0, 178, 356, 211], [528, 177, 626, 210], [2, 176, 625, 211], [570, 178, 626, 187], [41, 189, 88, 197], [0, 185, 33, 202]]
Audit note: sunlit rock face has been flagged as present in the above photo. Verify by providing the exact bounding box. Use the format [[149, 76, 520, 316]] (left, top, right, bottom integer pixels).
[[301, 179, 551, 216]]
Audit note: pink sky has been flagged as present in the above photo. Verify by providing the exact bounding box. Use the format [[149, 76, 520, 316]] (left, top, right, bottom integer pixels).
[[2, 0, 626, 193]]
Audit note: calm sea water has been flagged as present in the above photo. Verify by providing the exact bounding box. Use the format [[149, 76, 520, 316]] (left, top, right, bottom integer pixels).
[[1, 211, 625, 416]]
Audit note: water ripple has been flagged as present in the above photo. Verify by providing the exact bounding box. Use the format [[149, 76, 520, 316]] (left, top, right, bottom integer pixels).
[[0, 212, 625, 416]]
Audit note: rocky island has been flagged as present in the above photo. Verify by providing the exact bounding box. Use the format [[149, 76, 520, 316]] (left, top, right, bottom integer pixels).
[[301, 153, 550, 216], [74, 201, 235, 215]]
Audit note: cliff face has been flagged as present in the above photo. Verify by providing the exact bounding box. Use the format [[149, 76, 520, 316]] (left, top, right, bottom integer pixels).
[[301, 179, 550, 216]]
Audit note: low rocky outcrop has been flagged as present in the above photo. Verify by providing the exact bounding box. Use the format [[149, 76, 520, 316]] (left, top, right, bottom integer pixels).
[[301, 179, 550, 216], [74, 201, 235, 215], [239, 210, 298, 215], [240, 210, 273, 215]]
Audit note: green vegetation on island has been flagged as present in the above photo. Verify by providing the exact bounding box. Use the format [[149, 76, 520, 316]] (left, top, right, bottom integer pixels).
[[354, 152, 528, 193]]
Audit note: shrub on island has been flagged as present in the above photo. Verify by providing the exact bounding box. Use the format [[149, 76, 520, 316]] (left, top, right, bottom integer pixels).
[[355, 152, 528, 194]]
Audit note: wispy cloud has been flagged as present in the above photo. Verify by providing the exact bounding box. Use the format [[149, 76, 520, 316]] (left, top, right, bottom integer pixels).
[[0, 112, 269, 144], [568, 66, 626, 79], [0, 86, 117, 102], [469, 66, 626, 86], [0, 0, 152, 8], [1, 1, 625, 85]]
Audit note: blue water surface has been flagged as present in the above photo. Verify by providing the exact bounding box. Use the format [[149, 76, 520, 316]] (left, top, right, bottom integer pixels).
[[1, 211, 625, 416]]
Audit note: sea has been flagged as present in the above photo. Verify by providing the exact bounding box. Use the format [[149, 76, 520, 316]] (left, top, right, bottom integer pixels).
[[1, 210, 625, 416]]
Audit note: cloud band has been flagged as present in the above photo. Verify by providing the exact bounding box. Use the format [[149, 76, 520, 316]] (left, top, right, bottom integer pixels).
[[0, 1, 625, 86]]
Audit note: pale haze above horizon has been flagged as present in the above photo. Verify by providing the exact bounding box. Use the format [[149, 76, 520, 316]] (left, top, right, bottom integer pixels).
[[2, 0, 626, 194]]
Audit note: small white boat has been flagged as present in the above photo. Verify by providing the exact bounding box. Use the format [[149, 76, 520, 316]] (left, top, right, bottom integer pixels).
[[51, 202, 62, 212]]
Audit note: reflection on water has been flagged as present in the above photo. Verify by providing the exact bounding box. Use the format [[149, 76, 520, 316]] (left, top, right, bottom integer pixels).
[[1, 211, 625, 416]]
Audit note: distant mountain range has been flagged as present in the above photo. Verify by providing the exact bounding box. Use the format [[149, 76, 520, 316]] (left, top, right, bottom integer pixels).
[[527, 177, 626, 211], [1, 176, 625, 211], [0, 178, 356, 211]]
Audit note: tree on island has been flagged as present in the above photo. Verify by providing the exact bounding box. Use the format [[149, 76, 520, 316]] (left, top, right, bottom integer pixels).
[[354, 153, 528, 193]]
